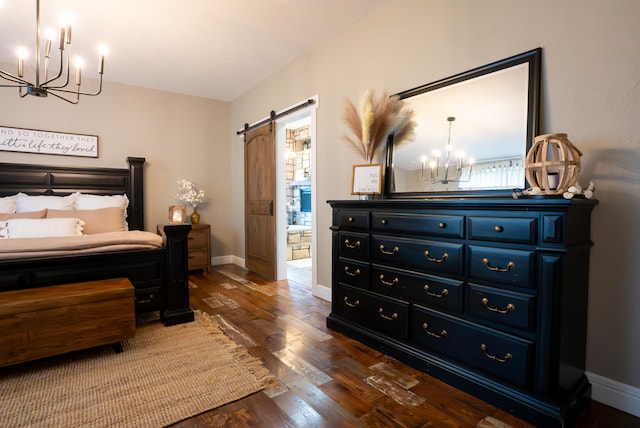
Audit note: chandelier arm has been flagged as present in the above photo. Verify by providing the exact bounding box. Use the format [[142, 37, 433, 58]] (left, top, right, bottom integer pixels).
[[0, 70, 30, 85], [50, 74, 103, 97], [41, 48, 66, 87], [45, 89, 80, 104], [43, 44, 72, 89]]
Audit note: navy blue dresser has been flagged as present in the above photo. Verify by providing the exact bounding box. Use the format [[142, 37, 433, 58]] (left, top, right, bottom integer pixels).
[[327, 198, 597, 427]]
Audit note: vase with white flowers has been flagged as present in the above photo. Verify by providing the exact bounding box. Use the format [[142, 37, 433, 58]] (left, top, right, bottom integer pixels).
[[176, 179, 205, 224]]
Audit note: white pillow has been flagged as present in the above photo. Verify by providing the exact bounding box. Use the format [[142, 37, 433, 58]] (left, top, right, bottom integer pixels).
[[77, 193, 129, 210], [16, 192, 79, 212], [6, 218, 85, 238], [77, 193, 129, 230], [0, 195, 17, 213]]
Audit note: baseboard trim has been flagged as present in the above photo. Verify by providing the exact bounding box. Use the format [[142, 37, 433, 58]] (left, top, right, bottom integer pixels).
[[211, 255, 244, 267], [587, 371, 640, 417]]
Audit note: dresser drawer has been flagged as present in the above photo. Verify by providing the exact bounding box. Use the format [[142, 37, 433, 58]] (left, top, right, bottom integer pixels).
[[338, 210, 369, 231], [338, 231, 369, 260], [468, 245, 535, 288], [371, 235, 463, 276], [411, 305, 533, 388], [338, 258, 369, 289], [371, 212, 464, 238], [468, 216, 537, 244], [336, 285, 409, 339], [371, 264, 462, 313], [466, 283, 536, 331]]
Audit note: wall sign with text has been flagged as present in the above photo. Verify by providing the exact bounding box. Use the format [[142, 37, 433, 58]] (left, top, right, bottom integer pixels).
[[351, 164, 382, 195], [0, 126, 99, 158]]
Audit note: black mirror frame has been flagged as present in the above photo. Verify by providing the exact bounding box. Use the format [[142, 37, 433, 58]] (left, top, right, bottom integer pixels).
[[384, 48, 542, 199]]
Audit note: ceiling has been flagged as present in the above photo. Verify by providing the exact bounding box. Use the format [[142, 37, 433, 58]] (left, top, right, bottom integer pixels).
[[0, 0, 388, 101]]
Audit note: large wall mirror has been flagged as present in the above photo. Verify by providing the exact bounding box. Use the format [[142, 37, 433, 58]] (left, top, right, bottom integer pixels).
[[384, 48, 541, 198]]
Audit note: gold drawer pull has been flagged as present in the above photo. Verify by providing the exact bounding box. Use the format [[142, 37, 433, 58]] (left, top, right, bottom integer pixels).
[[482, 297, 515, 314], [494, 225, 504, 232], [424, 250, 448, 263], [344, 239, 361, 249], [482, 258, 515, 272], [380, 219, 387, 225], [379, 244, 399, 255], [480, 344, 512, 363], [348, 216, 354, 222], [379, 274, 398, 286], [135, 294, 154, 304], [378, 308, 398, 320], [424, 284, 448, 298], [438, 222, 446, 228], [422, 322, 447, 339], [343, 297, 360, 307], [343, 266, 361, 277]]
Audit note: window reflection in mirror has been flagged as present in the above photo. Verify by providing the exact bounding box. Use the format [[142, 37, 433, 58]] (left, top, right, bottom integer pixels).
[[385, 49, 541, 197]]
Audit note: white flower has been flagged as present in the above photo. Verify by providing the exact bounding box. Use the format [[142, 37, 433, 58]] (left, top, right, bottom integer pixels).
[[176, 179, 205, 207]]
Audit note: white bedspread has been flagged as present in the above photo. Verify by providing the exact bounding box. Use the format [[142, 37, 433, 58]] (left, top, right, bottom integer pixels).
[[0, 231, 163, 260]]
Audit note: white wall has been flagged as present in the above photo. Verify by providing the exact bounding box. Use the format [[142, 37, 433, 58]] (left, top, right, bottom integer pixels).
[[230, 0, 640, 411], [0, 77, 234, 256]]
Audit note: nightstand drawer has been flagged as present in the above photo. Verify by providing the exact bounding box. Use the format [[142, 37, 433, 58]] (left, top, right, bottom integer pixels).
[[188, 229, 208, 247], [412, 305, 533, 388], [371, 212, 464, 238], [371, 235, 463, 276], [188, 248, 208, 265]]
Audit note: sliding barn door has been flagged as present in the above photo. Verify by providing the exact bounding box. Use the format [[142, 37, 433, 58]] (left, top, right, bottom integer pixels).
[[244, 123, 277, 279]]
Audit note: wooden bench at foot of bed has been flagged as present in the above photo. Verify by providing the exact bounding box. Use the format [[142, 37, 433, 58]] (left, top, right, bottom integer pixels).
[[0, 278, 136, 368]]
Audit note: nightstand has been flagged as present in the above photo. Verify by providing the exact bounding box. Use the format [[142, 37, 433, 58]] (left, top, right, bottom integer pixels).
[[186, 224, 211, 273]]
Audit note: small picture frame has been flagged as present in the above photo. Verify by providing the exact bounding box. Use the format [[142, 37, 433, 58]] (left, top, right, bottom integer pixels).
[[168, 205, 186, 224], [351, 164, 382, 195]]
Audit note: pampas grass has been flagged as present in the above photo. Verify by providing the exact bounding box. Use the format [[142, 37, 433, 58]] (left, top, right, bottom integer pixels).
[[342, 89, 416, 164]]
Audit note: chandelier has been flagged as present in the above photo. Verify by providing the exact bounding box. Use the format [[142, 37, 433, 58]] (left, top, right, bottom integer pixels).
[[0, 0, 105, 104], [421, 116, 474, 184]]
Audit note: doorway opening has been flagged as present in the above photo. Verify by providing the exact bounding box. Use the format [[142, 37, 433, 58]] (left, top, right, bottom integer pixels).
[[284, 122, 312, 287], [274, 96, 317, 294]]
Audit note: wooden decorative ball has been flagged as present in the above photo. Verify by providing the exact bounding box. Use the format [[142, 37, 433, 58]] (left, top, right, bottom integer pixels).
[[525, 133, 582, 195]]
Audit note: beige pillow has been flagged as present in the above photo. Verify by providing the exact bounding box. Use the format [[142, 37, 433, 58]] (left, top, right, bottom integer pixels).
[[0, 209, 48, 221], [47, 206, 126, 234]]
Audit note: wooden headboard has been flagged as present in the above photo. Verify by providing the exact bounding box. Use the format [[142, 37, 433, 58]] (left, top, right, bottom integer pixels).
[[0, 157, 146, 230]]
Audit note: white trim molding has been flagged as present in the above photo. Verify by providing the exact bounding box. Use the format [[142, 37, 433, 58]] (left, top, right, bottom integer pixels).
[[587, 371, 640, 417]]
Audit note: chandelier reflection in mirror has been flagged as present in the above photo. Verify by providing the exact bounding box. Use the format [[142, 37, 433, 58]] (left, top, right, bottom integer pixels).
[[0, 0, 106, 104], [421, 117, 475, 184]]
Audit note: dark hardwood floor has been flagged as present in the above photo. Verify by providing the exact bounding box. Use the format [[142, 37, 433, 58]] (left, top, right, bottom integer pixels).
[[171, 264, 640, 428]]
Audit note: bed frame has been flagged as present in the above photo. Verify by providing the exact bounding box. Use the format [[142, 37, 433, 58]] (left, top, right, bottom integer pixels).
[[0, 157, 194, 326]]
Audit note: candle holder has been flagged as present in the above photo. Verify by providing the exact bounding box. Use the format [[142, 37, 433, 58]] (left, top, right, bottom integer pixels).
[[525, 133, 582, 195]]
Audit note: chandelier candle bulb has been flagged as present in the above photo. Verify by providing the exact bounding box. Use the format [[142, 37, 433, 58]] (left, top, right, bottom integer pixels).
[[59, 27, 65, 50]]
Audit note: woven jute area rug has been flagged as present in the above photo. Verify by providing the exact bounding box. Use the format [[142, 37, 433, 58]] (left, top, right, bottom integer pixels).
[[0, 311, 276, 427]]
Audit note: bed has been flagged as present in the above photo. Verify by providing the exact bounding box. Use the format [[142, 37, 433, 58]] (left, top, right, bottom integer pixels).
[[0, 157, 194, 326]]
